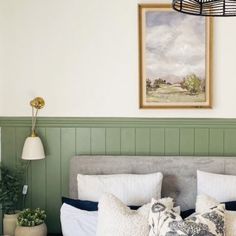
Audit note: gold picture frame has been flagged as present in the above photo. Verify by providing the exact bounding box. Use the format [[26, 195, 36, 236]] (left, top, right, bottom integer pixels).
[[139, 4, 213, 109]]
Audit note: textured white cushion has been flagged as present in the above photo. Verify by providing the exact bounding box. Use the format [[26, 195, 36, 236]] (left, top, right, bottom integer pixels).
[[96, 193, 151, 236], [60, 203, 97, 236], [149, 197, 225, 236], [196, 194, 236, 236], [77, 172, 163, 205], [197, 170, 236, 202]]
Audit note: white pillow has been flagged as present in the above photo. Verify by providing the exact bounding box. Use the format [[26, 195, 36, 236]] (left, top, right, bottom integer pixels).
[[196, 194, 236, 236], [77, 172, 163, 205], [96, 193, 151, 236], [60, 203, 97, 236], [197, 170, 236, 202]]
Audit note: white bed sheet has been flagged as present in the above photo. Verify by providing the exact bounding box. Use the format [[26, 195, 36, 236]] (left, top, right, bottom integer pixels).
[[60, 203, 97, 236]]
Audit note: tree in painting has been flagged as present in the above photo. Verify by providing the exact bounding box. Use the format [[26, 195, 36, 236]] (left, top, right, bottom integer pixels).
[[181, 74, 201, 95]]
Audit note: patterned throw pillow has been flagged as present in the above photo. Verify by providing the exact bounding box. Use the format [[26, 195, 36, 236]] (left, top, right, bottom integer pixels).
[[149, 198, 225, 236], [196, 194, 236, 236]]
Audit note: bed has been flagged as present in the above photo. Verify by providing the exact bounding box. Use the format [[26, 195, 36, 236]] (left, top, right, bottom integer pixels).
[[61, 155, 236, 236]]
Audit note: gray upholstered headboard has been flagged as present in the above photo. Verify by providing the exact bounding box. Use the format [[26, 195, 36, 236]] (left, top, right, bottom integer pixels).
[[69, 156, 236, 210]]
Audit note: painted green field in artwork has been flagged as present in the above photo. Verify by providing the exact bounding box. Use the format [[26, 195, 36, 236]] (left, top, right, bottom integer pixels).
[[146, 84, 205, 103]]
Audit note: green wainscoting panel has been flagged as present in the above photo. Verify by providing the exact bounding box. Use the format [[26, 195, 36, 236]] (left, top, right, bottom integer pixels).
[[180, 128, 194, 156], [194, 128, 209, 156], [209, 129, 224, 156], [150, 128, 165, 155], [135, 128, 150, 155], [121, 128, 135, 155], [45, 128, 61, 233], [76, 128, 91, 155], [31, 128, 46, 210], [91, 128, 105, 154], [165, 128, 180, 155], [1, 117, 236, 234], [15, 128, 32, 209], [61, 128, 76, 197], [2, 127, 16, 168], [224, 129, 236, 155], [106, 128, 121, 155]]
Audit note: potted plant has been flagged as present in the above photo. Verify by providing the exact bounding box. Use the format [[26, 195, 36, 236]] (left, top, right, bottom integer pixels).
[[15, 208, 47, 236], [0, 164, 23, 236]]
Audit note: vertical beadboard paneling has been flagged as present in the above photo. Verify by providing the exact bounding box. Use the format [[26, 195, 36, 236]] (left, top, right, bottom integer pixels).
[[209, 129, 224, 156], [121, 128, 135, 155], [25, 163, 32, 208], [180, 128, 194, 156], [135, 128, 150, 155], [61, 128, 76, 196], [224, 129, 236, 156], [106, 128, 121, 155], [45, 128, 61, 233], [16, 128, 33, 209], [15, 127, 31, 210], [1, 127, 16, 168], [76, 128, 91, 155], [91, 128, 105, 154], [165, 128, 180, 155], [150, 128, 165, 155], [194, 128, 209, 156], [31, 128, 46, 209], [2, 118, 236, 234]]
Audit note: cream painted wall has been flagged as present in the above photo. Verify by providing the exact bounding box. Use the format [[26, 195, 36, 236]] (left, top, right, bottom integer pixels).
[[0, 0, 236, 117]]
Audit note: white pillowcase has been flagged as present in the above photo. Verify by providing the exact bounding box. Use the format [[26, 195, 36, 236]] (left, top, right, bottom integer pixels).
[[96, 193, 151, 236], [77, 172, 163, 205], [60, 203, 97, 236], [197, 170, 236, 202], [196, 194, 236, 236]]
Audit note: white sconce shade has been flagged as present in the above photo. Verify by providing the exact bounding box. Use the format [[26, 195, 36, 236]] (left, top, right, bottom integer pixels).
[[21, 136, 45, 160]]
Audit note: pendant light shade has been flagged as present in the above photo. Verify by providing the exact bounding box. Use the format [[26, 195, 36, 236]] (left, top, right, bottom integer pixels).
[[172, 0, 236, 16], [22, 136, 45, 160]]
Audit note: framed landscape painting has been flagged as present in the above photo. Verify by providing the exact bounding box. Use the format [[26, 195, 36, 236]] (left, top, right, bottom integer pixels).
[[139, 4, 213, 108]]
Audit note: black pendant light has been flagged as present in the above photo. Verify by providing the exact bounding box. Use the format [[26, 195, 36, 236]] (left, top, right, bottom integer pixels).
[[172, 0, 236, 16]]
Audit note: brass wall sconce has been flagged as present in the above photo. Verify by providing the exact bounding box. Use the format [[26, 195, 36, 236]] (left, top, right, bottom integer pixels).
[[21, 97, 45, 160]]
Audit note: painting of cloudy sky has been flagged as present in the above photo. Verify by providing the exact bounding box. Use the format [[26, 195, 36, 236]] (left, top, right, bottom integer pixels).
[[145, 11, 205, 83], [141, 9, 208, 106]]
